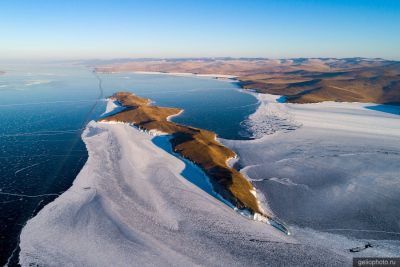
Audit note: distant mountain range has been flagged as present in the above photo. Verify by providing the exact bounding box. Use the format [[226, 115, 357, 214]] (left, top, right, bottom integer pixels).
[[93, 58, 400, 105]]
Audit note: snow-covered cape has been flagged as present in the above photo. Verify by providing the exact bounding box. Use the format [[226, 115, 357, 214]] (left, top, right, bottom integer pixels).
[[19, 115, 345, 266], [19, 96, 400, 266]]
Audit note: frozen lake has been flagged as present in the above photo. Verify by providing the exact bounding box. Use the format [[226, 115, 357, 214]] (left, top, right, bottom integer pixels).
[[0, 63, 258, 265]]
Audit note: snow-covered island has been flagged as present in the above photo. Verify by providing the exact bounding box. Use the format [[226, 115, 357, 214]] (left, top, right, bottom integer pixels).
[[19, 91, 400, 266]]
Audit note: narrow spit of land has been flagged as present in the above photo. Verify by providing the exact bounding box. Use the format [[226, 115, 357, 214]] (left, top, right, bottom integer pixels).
[[100, 92, 267, 218]]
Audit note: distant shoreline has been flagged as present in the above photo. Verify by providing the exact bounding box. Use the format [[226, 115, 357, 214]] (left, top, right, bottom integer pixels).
[[96, 69, 238, 81], [94, 58, 400, 105]]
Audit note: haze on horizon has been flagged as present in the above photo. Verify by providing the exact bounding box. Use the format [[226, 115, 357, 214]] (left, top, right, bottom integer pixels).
[[1, 0, 400, 61]]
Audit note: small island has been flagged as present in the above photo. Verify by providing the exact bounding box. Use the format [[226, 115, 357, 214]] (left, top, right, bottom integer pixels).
[[100, 92, 267, 218]]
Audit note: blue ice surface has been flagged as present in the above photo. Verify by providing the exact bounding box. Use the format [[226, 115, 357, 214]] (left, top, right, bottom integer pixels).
[[365, 104, 400, 115], [276, 96, 287, 103], [151, 135, 221, 200]]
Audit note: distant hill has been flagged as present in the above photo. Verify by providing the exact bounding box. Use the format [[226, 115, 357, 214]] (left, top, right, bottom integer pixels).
[[94, 58, 400, 105]]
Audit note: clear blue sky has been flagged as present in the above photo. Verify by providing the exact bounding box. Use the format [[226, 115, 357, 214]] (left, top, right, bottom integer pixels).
[[1, 0, 399, 60]]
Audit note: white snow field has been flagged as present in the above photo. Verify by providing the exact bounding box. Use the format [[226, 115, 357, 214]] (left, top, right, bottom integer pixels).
[[221, 93, 400, 246], [19, 96, 400, 266]]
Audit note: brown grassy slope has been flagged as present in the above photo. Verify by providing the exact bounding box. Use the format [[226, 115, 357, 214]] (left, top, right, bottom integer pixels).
[[95, 58, 400, 105], [239, 63, 400, 104], [100, 92, 264, 216]]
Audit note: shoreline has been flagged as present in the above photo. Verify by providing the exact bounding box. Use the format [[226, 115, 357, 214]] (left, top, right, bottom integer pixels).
[[100, 98, 282, 224], [96, 69, 238, 82], [94, 57, 400, 106], [99, 92, 269, 220], [166, 109, 184, 122], [96, 69, 400, 107]]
